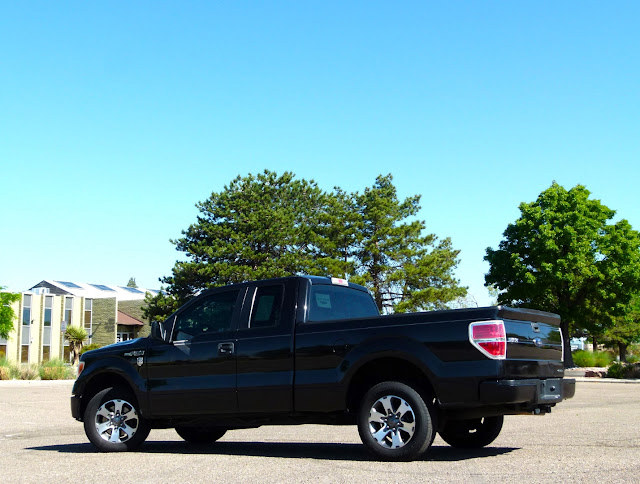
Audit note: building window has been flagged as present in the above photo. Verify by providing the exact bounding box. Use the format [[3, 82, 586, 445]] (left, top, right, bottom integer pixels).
[[21, 345, 29, 363], [63, 297, 73, 362], [22, 294, 32, 326], [0, 337, 7, 359], [42, 296, 53, 361], [64, 297, 73, 326], [84, 299, 92, 343], [44, 296, 52, 327], [21, 294, 32, 364], [117, 331, 134, 342]]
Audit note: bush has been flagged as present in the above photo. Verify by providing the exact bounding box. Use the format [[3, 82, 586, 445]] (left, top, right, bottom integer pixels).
[[627, 354, 640, 364], [572, 350, 614, 367], [0, 357, 18, 380], [19, 365, 39, 380], [607, 362, 640, 379], [39, 359, 74, 380], [594, 351, 614, 367], [80, 343, 103, 355]]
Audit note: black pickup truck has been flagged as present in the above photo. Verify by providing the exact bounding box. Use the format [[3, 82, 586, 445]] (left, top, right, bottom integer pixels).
[[71, 276, 575, 460]]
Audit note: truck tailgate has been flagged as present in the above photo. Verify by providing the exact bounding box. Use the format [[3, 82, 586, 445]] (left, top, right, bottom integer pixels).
[[498, 307, 564, 377]]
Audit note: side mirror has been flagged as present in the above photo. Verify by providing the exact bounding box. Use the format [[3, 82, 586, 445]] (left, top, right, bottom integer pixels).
[[150, 320, 168, 342]]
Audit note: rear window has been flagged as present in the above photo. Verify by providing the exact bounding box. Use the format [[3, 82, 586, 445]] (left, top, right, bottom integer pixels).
[[307, 285, 379, 322]]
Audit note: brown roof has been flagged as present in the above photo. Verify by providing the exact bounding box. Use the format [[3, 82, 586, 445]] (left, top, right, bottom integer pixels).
[[117, 310, 144, 326]]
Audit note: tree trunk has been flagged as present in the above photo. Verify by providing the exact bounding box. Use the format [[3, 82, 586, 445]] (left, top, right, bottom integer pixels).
[[619, 343, 627, 363], [561, 320, 574, 368], [592, 335, 597, 352]]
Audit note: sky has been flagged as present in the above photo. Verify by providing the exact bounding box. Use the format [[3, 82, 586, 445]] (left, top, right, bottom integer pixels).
[[1, 1, 638, 306]]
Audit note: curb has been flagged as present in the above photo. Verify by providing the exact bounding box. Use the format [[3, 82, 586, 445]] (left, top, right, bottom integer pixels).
[[572, 377, 640, 384], [0, 379, 75, 386]]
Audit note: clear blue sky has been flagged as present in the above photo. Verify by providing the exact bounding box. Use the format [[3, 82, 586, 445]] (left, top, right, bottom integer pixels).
[[1, 1, 638, 306]]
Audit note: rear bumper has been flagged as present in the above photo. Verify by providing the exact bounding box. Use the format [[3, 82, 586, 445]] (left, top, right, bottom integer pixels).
[[479, 378, 576, 405]]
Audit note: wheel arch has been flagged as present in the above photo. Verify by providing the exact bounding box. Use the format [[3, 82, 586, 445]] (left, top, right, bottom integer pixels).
[[345, 355, 437, 414], [76, 371, 140, 421]]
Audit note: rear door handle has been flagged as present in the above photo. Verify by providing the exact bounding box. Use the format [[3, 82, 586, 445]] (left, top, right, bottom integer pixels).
[[218, 342, 235, 355]]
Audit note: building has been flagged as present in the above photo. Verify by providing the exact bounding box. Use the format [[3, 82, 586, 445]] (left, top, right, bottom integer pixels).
[[0, 280, 159, 365]]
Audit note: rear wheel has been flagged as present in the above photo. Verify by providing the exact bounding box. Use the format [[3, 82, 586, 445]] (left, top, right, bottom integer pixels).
[[83, 386, 150, 452], [357, 381, 434, 461], [438, 415, 504, 448], [175, 426, 227, 444]]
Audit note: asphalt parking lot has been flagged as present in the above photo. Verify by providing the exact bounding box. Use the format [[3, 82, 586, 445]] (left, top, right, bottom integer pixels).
[[1, 380, 639, 483]]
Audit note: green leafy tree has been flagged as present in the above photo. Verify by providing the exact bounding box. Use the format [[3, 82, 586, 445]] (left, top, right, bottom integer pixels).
[[145, 171, 467, 320], [0, 288, 20, 340], [127, 277, 138, 288], [312, 187, 362, 279], [64, 326, 88, 366], [485, 182, 640, 367], [145, 170, 338, 318], [604, 295, 640, 362], [350, 175, 466, 313]]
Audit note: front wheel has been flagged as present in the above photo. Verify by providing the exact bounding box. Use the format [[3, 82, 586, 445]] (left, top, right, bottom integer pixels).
[[175, 426, 227, 444], [357, 381, 435, 461], [83, 386, 150, 452], [438, 415, 504, 448]]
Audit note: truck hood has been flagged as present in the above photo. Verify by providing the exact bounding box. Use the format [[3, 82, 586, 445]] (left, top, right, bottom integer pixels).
[[81, 338, 146, 359]]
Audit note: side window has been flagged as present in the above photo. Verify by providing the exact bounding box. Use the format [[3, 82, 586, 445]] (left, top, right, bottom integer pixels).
[[250, 285, 284, 329], [173, 290, 239, 341], [308, 285, 379, 322]]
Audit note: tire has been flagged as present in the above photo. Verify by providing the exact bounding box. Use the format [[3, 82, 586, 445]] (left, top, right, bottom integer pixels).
[[175, 426, 227, 444], [438, 415, 504, 448], [357, 381, 435, 461], [83, 386, 150, 452]]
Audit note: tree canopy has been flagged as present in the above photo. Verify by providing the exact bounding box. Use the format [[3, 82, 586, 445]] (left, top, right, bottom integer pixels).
[[0, 288, 20, 340], [145, 171, 466, 320], [484, 182, 640, 367], [604, 294, 640, 362], [349, 175, 466, 312]]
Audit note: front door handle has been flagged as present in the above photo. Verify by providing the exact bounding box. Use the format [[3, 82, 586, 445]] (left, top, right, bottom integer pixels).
[[218, 342, 235, 355]]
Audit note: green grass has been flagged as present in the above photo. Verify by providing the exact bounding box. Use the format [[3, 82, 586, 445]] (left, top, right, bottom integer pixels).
[[39, 359, 75, 380], [0, 357, 75, 380], [572, 350, 615, 367]]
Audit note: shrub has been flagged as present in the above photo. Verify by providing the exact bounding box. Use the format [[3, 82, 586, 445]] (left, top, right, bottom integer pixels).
[[627, 354, 640, 364], [607, 362, 626, 379], [0, 357, 18, 380], [627, 364, 640, 379], [572, 350, 594, 367], [39, 359, 74, 380], [607, 362, 640, 379], [594, 351, 614, 367], [80, 343, 103, 355], [572, 350, 613, 367], [19, 365, 39, 380]]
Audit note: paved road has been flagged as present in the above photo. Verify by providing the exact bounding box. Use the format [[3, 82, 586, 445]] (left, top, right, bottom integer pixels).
[[1, 380, 638, 483]]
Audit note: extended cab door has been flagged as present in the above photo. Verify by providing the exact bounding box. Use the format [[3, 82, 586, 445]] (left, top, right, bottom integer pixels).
[[234, 280, 296, 413], [146, 288, 244, 416]]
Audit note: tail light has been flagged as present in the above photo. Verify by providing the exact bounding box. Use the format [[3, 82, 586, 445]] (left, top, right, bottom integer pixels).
[[469, 320, 506, 359]]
